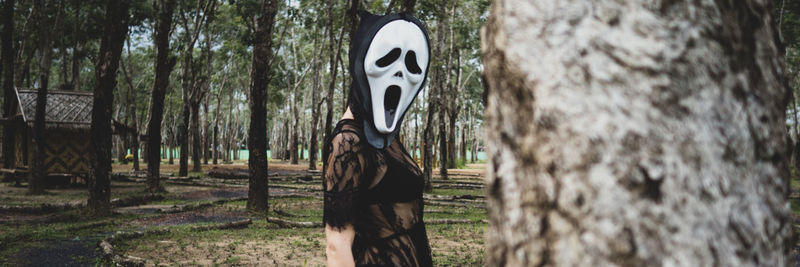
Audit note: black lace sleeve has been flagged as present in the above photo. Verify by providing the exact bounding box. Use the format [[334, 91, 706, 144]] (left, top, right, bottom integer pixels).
[[323, 130, 366, 231]]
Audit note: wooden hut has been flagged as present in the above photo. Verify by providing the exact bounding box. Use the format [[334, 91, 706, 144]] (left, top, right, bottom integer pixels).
[[2, 88, 94, 179]]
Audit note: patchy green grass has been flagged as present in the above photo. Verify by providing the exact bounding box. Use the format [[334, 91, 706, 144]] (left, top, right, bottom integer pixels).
[[428, 223, 486, 266], [431, 188, 484, 197], [1, 171, 487, 266], [0, 210, 139, 266], [0, 181, 156, 207], [426, 206, 486, 221]]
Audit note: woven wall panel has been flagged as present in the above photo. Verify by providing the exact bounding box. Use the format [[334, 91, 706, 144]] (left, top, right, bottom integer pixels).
[[43, 133, 89, 174]]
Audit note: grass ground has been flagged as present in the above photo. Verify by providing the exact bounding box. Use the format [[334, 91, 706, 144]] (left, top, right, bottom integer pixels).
[[0, 162, 487, 266]]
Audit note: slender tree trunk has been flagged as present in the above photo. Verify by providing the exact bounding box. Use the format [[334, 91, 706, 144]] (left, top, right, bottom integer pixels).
[[203, 100, 209, 165], [482, 0, 792, 265], [121, 45, 140, 171], [168, 125, 174, 164], [308, 24, 323, 170], [299, 121, 305, 161], [88, 0, 128, 215], [459, 125, 465, 163], [283, 119, 290, 160], [2, 0, 15, 169], [422, 87, 437, 191], [191, 102, 202, 171], [247, 0, 278, 213], [146, 0, 177, 192], [447, 48, 461, 169], [441, 1, 457, 171], [69, 0, 82, 91], [290, 76, 299, 164], [447, 113, 456, 168], [401, 0, 416, 14], [434, 16, 449, 180], [29, 0, 58, 195], [212, 124, 218, 164], [16, 44, 33, 87], [179, 98, 189, 175], [322, 0, 346, 161]]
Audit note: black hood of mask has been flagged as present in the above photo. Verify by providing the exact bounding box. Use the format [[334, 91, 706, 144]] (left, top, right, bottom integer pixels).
[[348, 11, 430, 149]]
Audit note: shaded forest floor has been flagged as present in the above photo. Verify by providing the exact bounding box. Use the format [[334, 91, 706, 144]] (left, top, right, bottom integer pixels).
[[0, 161, 487, 266]]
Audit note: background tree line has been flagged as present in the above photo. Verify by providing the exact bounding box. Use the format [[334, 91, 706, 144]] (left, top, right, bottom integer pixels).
[[0, 0, 489, 214]]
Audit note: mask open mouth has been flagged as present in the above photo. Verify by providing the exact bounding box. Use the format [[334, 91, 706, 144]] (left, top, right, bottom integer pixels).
[[383, 85, 401, 129]]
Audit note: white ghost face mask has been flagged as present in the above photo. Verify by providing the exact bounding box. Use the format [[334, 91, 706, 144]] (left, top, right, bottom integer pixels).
[[363, 20, 430, 134]]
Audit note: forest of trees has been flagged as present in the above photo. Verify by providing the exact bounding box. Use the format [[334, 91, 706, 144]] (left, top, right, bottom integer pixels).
[[0, 0, 488, 213], [3, 0, 800, 263]]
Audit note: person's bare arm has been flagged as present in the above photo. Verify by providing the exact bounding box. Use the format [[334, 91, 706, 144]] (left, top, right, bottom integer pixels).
[[323, 107, 363, 267], [325, 224, 356, 267]]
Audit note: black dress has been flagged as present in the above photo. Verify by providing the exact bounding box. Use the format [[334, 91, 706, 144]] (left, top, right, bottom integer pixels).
[[323, 119, 433, 267]]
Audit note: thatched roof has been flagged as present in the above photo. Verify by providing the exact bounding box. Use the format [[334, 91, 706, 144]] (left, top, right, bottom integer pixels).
[[15, 88, 93, 130]]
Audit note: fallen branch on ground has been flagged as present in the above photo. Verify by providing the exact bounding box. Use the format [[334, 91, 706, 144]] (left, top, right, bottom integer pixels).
[[192, 219, 252, 231], [267, 217, 321, 228], [425, 200, 484, 209], [426, 219, 489, 224]]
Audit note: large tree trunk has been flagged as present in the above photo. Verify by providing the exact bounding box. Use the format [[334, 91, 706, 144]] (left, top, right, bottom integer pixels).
[[88, 0, 128, 215], [481, 0, 792, 266], [146, 0, 177, 192], [2, 0, 15, 169], [246, 0, 278, 213]]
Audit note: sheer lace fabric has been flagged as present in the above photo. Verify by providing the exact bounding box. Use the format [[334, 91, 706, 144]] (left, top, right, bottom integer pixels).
[[323, 119, 432, 267]]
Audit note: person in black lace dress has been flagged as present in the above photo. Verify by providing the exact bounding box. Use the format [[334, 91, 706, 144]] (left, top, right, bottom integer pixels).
[[324, 11, 432, 267]]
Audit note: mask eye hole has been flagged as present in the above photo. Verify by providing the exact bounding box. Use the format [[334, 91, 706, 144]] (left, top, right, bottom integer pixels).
[[405, 51, 422, 74], [376, 48, 402, 67]]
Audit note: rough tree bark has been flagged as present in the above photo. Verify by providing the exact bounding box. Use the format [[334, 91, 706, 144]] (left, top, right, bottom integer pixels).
[[146, 0, 177, 192], [247, 0, 278, 213], [88, 0, 129, 215], [482, 0, 792, 266], [2, 0, 15, 169]]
